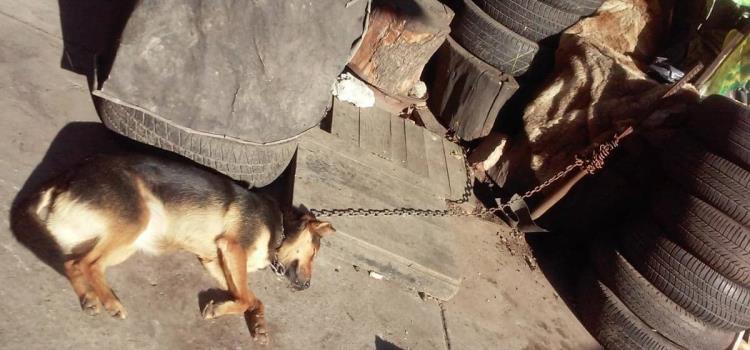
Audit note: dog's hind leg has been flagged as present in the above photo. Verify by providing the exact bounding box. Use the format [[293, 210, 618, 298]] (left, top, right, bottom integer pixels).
[[76, 242, 137, 319], [64, 259, 100, 315], [202, 236, 269, 344]]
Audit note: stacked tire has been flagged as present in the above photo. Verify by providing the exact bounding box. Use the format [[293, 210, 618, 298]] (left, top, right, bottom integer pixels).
[[579, 96, 750, 349], [450, 0, 603, 77]]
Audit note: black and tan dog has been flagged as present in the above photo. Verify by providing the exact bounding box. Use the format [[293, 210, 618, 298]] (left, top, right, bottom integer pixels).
[[17, 154, 334, 344]]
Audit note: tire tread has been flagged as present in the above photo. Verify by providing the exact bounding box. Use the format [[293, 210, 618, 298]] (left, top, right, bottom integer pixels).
[[475, 0, 580, 41], [97, 98, 296, 187]]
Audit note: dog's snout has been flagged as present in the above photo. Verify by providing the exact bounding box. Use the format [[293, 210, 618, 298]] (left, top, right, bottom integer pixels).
[[293, 279, 310, 290]]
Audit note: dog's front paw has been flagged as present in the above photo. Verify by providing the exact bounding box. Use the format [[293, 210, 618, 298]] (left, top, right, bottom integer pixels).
[[248, 311, 269, 345], [202, 300, 217, 320], [103, 299, 127, 319], [80, 292, 101, 316]]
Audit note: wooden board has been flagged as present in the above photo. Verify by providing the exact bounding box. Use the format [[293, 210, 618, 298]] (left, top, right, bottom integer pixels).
[[302, 128, 451, 198], [404, 121, 429, 177], [295, 131, 464, 298], [423, 130, 450, 196], [390, 117, 407, 166], [443, 138, 469, 200], [425, 37, 519, 141], [326, 99, 463, 199], [359, 107, 391, 158], [330, 98, 360, 145]]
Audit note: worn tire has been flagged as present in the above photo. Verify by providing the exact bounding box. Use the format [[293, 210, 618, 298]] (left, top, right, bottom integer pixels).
[[687, 95, 750, 170], [591, 242, 736, 350], [652, 188, 750, 288], [619, 218, 750, 331], [539, 0, 603, 15], [577, 271, 682, 350], [97, 98, 297, 188], [475, 0, 580, 41], [658, 133, 750, 227], [452, 0, 543, 76]]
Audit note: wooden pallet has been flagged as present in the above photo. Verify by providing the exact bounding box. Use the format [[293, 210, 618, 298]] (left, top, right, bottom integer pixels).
[[328, 97, 467, 200]]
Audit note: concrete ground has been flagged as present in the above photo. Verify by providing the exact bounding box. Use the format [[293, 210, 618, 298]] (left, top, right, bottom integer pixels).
[[0, 2, 599, 349]]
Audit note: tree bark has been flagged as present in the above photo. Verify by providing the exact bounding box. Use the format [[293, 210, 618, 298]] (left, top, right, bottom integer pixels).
[[348, 0, 453, 97]]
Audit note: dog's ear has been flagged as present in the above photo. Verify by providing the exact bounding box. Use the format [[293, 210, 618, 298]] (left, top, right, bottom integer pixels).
[[283, 205, 309, 221], [309, 221, 335, 237], [291, 204, 317, 221]]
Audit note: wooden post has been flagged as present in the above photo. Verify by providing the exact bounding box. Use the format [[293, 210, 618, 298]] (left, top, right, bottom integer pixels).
[[348, 0, 454, 97]]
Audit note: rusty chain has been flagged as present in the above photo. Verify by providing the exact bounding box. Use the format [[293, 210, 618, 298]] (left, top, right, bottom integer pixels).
[[309, 128, 630, 219], [311, 59, 701, 219]]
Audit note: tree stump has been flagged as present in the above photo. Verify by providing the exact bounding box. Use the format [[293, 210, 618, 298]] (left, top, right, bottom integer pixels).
[[348, 0, 453, 97]]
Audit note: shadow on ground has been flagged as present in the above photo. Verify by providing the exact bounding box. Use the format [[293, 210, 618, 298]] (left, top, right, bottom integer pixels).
[[375, 335, 404, 350], [9, 122, 133, 275], [523, 134, 653, 318], [58, 0, 137, 88]]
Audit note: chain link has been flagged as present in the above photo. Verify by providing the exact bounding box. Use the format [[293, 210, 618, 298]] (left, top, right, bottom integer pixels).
[[309, 127, 630, 219]]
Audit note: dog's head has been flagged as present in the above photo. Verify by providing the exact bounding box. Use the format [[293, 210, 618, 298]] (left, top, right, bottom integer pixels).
[[276, 206, 335, 290]]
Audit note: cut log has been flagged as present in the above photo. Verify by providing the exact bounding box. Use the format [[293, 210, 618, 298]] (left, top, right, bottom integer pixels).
[[348, 0, 454, 97], [425, 37, 519, 141]]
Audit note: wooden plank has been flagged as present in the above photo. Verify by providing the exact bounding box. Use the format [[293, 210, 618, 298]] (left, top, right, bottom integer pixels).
[[298, 128, 445, 202], [404, 121, 429, 176], [390, 117, 407, 167], [330, 97, 360, 145], [443, 138, 469, 200], [423, 130, 451, 197], [359, 107, 391, 158], [294, 133, 464, 299]]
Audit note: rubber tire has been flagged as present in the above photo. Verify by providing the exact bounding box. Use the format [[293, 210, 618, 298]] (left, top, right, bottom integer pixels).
[[658, 133, 750, 227], [591, 242, 736, 350], [475, 0, 580, 42], [619, 218, 750, 331], [577, 271, 682, 350], [539, 0, 603, 15], [687, 95, 750, 170], [652, 188, 750, 288], [452, 0, 542, 76], [97, 98, 297, 188]]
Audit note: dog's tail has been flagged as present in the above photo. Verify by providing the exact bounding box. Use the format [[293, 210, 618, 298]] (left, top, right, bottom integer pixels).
[[10, 186, 65, 275]]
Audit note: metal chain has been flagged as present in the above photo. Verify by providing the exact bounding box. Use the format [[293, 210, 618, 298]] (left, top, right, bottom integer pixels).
[[311, 59, 698, 219], [308, 132, 473, 218], [309, 129, 628, 218]]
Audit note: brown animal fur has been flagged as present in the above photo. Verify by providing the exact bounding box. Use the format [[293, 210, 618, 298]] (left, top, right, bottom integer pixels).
[[520, 0, 698, 180], [20, 154, 335, 345]]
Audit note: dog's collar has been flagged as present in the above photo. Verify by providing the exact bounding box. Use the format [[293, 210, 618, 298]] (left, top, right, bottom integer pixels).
[[275, 211, 286, 248], [270, 212, 286, 277], [270, 254, 285, 276]]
